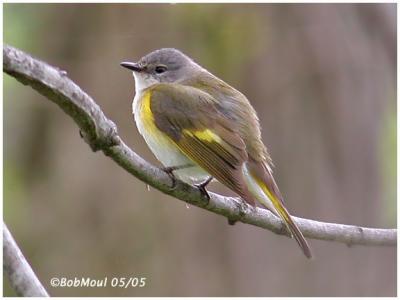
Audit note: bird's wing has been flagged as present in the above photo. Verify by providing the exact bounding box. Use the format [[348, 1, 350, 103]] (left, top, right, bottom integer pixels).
[[147, 83, 254, 204]]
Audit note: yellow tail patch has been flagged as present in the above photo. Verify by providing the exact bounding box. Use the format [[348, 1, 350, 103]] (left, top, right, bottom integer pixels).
[[252, 175, 312, 258]]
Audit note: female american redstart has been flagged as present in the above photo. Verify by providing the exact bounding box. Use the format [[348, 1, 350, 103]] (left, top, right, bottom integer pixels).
[[121, 48, 312, 258]]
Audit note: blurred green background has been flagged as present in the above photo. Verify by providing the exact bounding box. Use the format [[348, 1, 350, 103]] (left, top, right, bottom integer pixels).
[[3, 3, 396, 297]]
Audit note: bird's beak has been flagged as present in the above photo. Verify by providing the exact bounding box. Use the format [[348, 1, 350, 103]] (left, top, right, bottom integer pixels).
[[120, 61, 143, 72]]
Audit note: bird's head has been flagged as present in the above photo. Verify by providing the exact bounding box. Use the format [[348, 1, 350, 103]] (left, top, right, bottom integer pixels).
[[121, 48, 202, 91]]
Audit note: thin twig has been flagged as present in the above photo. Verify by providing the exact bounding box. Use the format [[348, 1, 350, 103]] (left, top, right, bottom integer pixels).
[[3, 44, 396, 248], [3, 222, 49, 297]]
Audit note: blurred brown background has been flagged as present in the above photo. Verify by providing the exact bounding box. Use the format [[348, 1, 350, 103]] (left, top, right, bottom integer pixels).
[[4, 3, 396, 297]]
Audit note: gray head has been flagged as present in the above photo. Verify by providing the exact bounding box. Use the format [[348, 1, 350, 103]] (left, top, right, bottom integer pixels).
[[121, 48, 202, 91]]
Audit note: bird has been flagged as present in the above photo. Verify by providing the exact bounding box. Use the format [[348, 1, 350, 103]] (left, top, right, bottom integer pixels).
[[120, 48, 312, 258]]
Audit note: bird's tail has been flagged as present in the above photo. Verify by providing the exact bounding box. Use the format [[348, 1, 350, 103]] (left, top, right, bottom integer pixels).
[[243, 161, 313, 259]]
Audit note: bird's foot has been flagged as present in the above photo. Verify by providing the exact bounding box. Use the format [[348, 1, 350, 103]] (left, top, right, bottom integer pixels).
[[161, 164, 194, 188], [194, 176, 213, 205], [161, 166, 179, 189]]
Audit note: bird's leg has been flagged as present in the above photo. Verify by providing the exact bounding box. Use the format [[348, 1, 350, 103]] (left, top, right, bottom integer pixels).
[[195, 176, 213, 203], [161, 164, 194, 188]]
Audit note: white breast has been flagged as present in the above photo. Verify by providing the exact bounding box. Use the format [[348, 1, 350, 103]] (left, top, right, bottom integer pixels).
[[132, 89, 210, 184]]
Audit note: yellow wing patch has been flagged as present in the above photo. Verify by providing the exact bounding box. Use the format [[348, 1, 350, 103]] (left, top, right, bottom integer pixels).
[[182, 129, 222, 143]]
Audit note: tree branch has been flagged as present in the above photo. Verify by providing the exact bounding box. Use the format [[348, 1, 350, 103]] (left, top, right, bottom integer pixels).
[[3, 44, 396, 248], [3, 222, 49, 297]]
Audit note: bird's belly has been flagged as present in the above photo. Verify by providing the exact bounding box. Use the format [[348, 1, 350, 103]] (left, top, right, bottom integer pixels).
[[133, 94, 209, 183]]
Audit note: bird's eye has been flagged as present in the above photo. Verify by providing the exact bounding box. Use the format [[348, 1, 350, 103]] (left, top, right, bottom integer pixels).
[[155, 65, 167, 74]]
